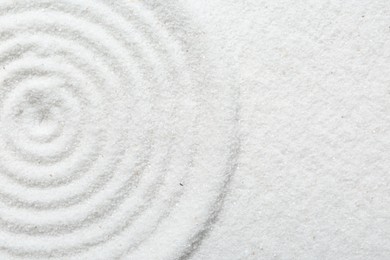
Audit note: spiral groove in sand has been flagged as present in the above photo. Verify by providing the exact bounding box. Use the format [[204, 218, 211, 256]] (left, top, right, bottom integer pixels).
[[0, 0, 238, 259]]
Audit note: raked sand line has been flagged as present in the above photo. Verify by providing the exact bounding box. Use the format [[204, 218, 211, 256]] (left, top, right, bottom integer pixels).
[[0, 0, 239, 259]]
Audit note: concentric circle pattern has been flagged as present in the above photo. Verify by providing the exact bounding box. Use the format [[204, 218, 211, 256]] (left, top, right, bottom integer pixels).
[[0, 0, 238, 259]]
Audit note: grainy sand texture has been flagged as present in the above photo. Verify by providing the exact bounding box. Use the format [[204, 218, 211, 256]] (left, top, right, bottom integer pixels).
[[0, 0, 389, 259]]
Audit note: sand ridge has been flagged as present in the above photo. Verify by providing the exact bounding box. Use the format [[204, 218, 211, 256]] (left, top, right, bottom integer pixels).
[[0, 0, 239, 259]]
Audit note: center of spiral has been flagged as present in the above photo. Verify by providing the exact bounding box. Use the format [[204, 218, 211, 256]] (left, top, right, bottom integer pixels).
[[16, 89, 60, 125], [3, 82, 72, 144]]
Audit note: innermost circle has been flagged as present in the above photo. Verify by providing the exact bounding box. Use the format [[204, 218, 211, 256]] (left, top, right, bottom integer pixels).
[[2, 81, 70, 144], [16, 89, 62, 126]]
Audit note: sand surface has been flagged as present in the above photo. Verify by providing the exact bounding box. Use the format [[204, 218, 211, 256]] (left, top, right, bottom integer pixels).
[[0, 0, 389, 259]]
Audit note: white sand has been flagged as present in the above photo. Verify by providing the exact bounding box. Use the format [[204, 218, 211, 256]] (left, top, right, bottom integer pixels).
[[0, 0, 389, 259]]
